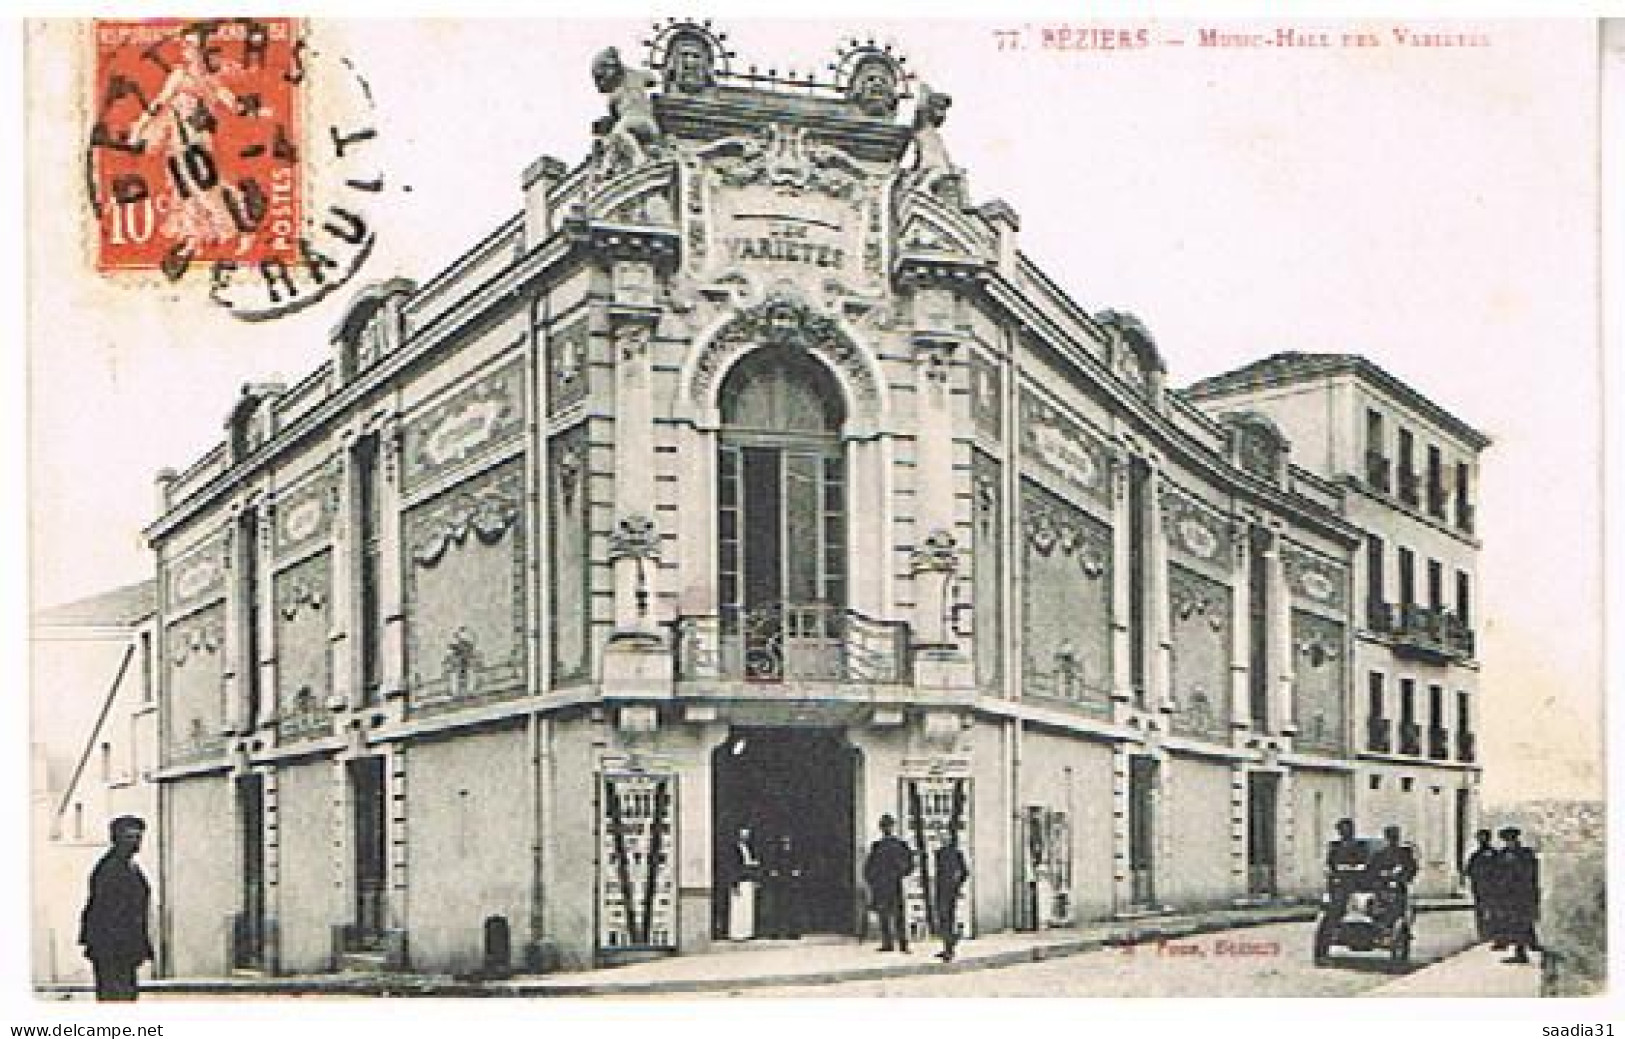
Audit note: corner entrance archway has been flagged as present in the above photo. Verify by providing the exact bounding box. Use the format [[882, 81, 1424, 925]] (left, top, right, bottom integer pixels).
[[712, 726, 859, 938]]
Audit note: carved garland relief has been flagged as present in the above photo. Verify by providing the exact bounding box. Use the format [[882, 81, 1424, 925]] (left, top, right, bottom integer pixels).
[[403, 465, 527, 714], [691, 295, 878, 413]]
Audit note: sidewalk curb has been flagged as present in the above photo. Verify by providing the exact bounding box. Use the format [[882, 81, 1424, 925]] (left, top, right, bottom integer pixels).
[[37, 901, 1474, 999]]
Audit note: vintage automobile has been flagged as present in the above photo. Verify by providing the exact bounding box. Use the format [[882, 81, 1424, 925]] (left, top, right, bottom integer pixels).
[[1312, 837, 1415, 967]]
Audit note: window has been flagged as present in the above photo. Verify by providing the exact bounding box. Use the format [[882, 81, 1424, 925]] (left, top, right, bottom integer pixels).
[[1427, 559, 1443, 611], [239, 508, 262, 727], [1426, 444, 1445, 516], [139, 631, 153, 702], [356, 434, 384, 702], [1428, 685, 1444, 729], [1364, 410, 1389, 490], [1457, 691, 1471, 733], [1400, 679, 1416, 725], [1248, 526, 1271, 730], [1129, 458, 1150, 706], [1368, 672, 1385, 719], [1397, 547, 1415, 607], [1369, 775, 1382, 791], [1401, 777, 1414, 793], [1455, 461, 1473, 531], [100, 742, 111, 782], [1366, 535, 1385, 610], [1456, 571, 1472, 626], [1366, 409, 1385, 456], [717, 349, 849, 682]]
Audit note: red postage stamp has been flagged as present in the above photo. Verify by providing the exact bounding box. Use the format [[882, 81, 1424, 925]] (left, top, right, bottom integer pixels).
[[87, 18, 303, 274]]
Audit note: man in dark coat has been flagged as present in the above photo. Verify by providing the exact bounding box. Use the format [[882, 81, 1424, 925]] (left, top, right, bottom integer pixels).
[[1462, 828, 1500, 942], [79, 815, 153, 1001], [1498, 827, 1541, 964], [862, 814, 915, 952], [1368, 824, 1418, 927], [1324, 818, 1370, 918], [932, 830, 970, 962]]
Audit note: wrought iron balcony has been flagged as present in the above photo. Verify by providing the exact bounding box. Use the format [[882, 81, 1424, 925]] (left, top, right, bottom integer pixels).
[[1426, 482, 1448, 519], [1368, 603, 1476, 663], [1427, 725, 1451, 760], [1399, 720, 1422, 757], [1459, 730, 1478, 763], [1366, 715, 1393, 753], [674, 603, 911, 684], [1364, 451, 1392, 493], [1397, 467, 1421, 508]]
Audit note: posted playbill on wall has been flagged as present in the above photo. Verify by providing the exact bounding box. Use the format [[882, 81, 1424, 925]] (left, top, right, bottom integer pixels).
[[8, 12, 1621, 1033]]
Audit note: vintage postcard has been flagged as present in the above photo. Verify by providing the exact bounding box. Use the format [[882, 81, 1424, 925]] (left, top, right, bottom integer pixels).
[[13, 14, 1613, 1026]]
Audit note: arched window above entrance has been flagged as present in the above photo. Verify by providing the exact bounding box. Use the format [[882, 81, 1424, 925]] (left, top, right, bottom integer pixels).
[[719, 348, 845, 437]]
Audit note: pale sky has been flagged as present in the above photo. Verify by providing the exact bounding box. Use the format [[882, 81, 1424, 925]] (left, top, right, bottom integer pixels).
[[23, 18, 1605, 803]]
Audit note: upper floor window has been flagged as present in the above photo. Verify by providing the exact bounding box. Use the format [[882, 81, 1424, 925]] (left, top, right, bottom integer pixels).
[[1427, 558, 1443, 611], [1397, 547, 1415, 607], [1455, 461, 1474, 533], [1456, 571, 1472, 626], [717, 349, 849, 683], [1364, 409, 1390, 492], [1426, 444, 1446, 518], [1396, 428, 1418, 506]]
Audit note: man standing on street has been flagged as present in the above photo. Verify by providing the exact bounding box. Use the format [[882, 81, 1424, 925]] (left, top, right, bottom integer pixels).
[[1462, 828, 1500, 942], [863, 813, 915, 953], [79, 815, 153, 1002], [933, 829, 970, 962], [1368, 824, 1418, 928], [1498, 827, 1542, 964]]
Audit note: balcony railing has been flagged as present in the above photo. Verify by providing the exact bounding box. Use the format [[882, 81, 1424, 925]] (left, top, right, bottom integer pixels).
[[1457, 501, 1476, 535], [1366, 716, 1392, 753], [1364, 452, 1392, 493], [1459, 730, 1478, 763], [675, 603, 911, 684], [1367, 603, 1476, 663], [1427, 725, 1451, 760], [1426, 482, 1448, 519], [1397, 467, 1421, 508], [1398, 720, 1422, 757]]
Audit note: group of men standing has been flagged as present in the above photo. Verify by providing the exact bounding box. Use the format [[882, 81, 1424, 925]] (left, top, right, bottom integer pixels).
[[1463, 826, 1543, 964], [862, 813, 969, 961], [725, 826, 808, 941], [725, 815, 970, 960]]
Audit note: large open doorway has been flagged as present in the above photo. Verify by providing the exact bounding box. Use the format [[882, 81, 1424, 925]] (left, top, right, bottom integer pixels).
[[712, 727, 858, 937]]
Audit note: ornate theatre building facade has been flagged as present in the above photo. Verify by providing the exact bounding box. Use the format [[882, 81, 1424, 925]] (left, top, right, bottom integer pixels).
[[147, 24, 1486, 976]]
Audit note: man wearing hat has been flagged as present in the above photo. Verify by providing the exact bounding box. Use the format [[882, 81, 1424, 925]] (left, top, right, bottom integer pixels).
[[1368, 824, 1418, 928], [78, 815, 153, 1001], [862, 814, 915, 952], [932, 828, 970, 962], [1497, 827, 1541, 964], [1462, 828, 1501, 942]]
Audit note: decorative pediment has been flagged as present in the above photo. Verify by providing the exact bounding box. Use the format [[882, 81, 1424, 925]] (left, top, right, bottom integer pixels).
[[1220, 411, 1290, 482], [689, 291, 881, 421], [1095, 310, 1165, 396]]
